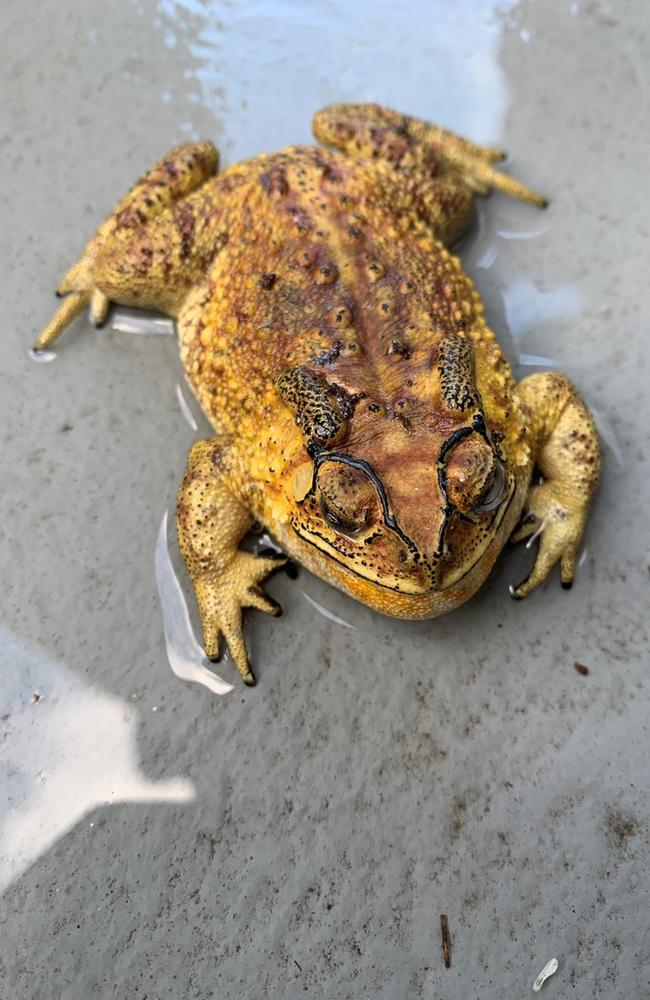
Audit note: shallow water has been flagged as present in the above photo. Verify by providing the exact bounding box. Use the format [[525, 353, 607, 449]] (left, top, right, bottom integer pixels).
[[155, 511, 234, 695]]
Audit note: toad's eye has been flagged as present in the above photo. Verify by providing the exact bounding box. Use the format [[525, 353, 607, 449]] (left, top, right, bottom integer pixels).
[[320, 495, 367, 539], [315, 459, 382, 539], [445, 434, 501, 513], [474, 460, 507, 513]]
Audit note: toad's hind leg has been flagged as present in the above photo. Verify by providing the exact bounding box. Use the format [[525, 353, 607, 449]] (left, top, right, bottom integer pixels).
[[34, 141, 219, 351], [313, 103, 546, 211], [177, 439, 286, 686]]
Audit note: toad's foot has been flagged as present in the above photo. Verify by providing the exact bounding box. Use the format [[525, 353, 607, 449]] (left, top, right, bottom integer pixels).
[[33, 141, 218, 351], [510, 482, 587, 596], [177, 438, 286, 686], [510, 373, 600, 598], [313, 103, 546, 207], [194, 552, 286, 686]]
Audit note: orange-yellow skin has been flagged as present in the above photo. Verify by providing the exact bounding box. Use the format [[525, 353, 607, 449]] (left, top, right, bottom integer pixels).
[[36, 105, 600, 684]]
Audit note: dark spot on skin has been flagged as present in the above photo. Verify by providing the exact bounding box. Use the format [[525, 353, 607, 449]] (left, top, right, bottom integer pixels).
[[260, 166, 289, 196], [258, 272, 277, 290], [133, 240, 154, 276], [321, 164, 344, 184], [161, 158, 179, 179], [366, 258, 384, 279], [293, 246, 318, 270], [331, 304, 352, 326], [315, 262, 339, 284], [173, 201, 196, 259]]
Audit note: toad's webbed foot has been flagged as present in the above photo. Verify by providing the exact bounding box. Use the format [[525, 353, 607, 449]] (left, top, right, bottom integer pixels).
[[510, 482, 586, 595], [194, 552, 285, 686], [510, 373, 600, 598]]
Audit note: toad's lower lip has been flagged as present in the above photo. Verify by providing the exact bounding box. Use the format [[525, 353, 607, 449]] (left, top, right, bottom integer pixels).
[[291, 477, 516, 595]]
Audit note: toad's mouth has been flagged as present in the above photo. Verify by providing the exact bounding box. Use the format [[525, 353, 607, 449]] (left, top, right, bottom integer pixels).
[[290, 450, 517, 596]]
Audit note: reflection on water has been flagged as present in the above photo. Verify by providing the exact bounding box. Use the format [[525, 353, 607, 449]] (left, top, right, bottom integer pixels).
[[154, 0, 521, 160], [466, 201, 549, 273], [175, 382, 199, 430], [28, 348, 57, 364], [110, 308, 175, 335], [518, 353, 558, 368], [301, 592, 356, 630], [155, 512, 234, 696], [0, 625, 195, 892], [502, 278, 581, 351], [249, 528, 284, 557], [28, 307, 174, 367]]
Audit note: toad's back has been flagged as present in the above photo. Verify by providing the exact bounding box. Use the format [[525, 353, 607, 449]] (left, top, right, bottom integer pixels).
[[176, 144, 503, 444]]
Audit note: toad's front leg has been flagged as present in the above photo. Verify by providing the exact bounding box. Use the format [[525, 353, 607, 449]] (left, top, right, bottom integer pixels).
[[177, 440, 285, 685], [511, 372, 601, 597]]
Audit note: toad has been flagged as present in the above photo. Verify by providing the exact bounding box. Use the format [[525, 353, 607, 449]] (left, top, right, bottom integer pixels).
[[35, 104, 600, 684]]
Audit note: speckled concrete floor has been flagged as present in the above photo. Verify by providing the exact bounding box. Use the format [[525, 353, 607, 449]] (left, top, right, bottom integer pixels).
[[1, 1, 649, 997]]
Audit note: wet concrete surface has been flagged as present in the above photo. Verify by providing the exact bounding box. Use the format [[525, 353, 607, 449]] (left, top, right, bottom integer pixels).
[[1, 1, 649, 997]]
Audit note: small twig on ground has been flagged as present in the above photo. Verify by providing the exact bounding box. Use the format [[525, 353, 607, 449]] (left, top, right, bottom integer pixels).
[[440, 914, 451, 969]]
